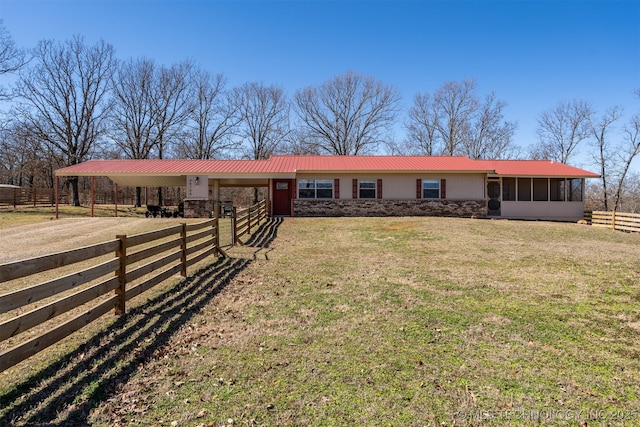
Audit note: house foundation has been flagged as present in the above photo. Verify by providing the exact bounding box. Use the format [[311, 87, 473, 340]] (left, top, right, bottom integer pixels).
[[183, 199, 214, 218], [294, 199, 487, 217]]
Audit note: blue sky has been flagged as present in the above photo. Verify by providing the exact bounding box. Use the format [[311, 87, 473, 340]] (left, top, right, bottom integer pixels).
[[0, 0, 638, 168]]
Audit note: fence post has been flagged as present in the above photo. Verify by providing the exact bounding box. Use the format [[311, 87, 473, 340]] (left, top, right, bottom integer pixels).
[[180, 223, 187, 277], [213, 203, 220, 255], [248, 205, 252, 235], [115, 235, 127, 315], [232, 206, 237, 246], [611, 210, 616, 231]]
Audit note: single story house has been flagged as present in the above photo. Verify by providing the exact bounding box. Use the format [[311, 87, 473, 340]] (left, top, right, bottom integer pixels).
[[55, 155, 599, 221]]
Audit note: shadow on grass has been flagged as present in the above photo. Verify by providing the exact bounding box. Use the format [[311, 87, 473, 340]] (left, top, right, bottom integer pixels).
[[0, 217, 283, 426], [241, 217, 283, 260], [244, 217, 282, 248]]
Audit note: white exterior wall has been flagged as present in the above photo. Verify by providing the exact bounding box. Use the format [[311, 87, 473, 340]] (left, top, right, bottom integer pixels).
[[296, 173, 486, 200], [186, 175, 208, 199], [501, 201, 585, 221]]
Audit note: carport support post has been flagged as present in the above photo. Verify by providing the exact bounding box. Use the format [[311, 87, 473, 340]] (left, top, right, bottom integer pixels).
[[115, 234, 127, 315], [91, 176, 95, 217], [114, 183, 118, 217], [55, 176, 59, 219]]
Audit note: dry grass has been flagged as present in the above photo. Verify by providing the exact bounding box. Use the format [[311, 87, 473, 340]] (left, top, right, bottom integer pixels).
[[1, 216, 640, 426], [0, 210, 234, 391]]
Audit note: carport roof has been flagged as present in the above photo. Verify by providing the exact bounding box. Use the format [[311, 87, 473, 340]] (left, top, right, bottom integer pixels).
[[55, 158, 279, 175]]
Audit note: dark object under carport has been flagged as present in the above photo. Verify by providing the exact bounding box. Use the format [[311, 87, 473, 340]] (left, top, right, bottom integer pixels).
[[145, 205, 171, 218]]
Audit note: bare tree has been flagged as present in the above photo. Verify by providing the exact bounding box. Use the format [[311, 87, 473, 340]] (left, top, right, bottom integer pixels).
[[618, 172, 640, 213], [590, 106, 623, 211], [111, 57, 157, 162], [14, 36, 115, 205], [0, 20, 28, 101], [404, 92, 439, 155], [404, 79, 517, 158], [433, 79, 477, 155], [177, 70, 240, 159], [150, 60, 195, 205], [236, 82, 290, 161], [533, 99, 593, 163], [111, 58, 194, 205], [236, 82, 290, 202], [152, 60, 195, 161], [0, 121, 52, 187], [461, 92, 518, 159], [288, 128, 322, 155], [612, 110, 640, 211], [294, 71, 400, 155]]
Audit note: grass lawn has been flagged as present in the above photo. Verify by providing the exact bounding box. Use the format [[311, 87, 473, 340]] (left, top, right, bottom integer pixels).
[[1, 216, 639, 426]]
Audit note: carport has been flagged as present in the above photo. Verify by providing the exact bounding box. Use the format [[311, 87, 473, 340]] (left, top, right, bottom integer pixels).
[[54, 159, 286, 219]]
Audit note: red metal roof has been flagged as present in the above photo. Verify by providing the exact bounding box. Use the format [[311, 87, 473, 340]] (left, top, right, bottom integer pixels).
[[268, 155, 488, 172], [478, 159, 600, 177], [56, 155, 599, 177], [55, 159, 279, 175]]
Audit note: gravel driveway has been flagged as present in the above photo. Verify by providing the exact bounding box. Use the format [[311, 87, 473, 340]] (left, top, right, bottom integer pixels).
[[0, 218, 179, 264]]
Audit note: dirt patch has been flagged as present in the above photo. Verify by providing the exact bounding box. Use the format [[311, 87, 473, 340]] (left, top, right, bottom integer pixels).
[[0, 218, 211, 264]]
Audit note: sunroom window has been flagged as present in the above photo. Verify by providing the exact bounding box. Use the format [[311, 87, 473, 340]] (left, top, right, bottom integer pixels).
[[517, 178, 531, 201], [533, 178, 548, 201], [550, 178, 565, 201], [502, 178, 516, 201], [568, 178, 583, 201]]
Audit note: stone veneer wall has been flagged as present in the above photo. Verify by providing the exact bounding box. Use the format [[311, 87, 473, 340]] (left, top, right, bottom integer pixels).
[[294, 199, 487, 217], [183, 199, 214, 218]]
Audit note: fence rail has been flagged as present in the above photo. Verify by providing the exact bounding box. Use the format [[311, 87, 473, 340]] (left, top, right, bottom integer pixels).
[[233, 200, 268, 245], [0, 187, 61, 207], [589, 210, 640, 233], [0, 218, 221, 373], [0, 186, 183, 208]]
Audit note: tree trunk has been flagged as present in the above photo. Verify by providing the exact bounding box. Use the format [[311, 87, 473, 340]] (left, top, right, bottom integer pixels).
[[135, 186, 142, 207], [70, 176, 81, 206]]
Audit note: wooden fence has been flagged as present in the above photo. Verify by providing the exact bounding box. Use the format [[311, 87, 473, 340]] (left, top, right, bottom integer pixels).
[[589, 210, 640, 233], [233, 199, 268, 245], [0, 186, 185, 209], [0, 187, 61, 207], [0, 218, 222, 373]]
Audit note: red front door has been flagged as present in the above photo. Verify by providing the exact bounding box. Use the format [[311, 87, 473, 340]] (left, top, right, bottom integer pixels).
[[272, 179, 293, 216]]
